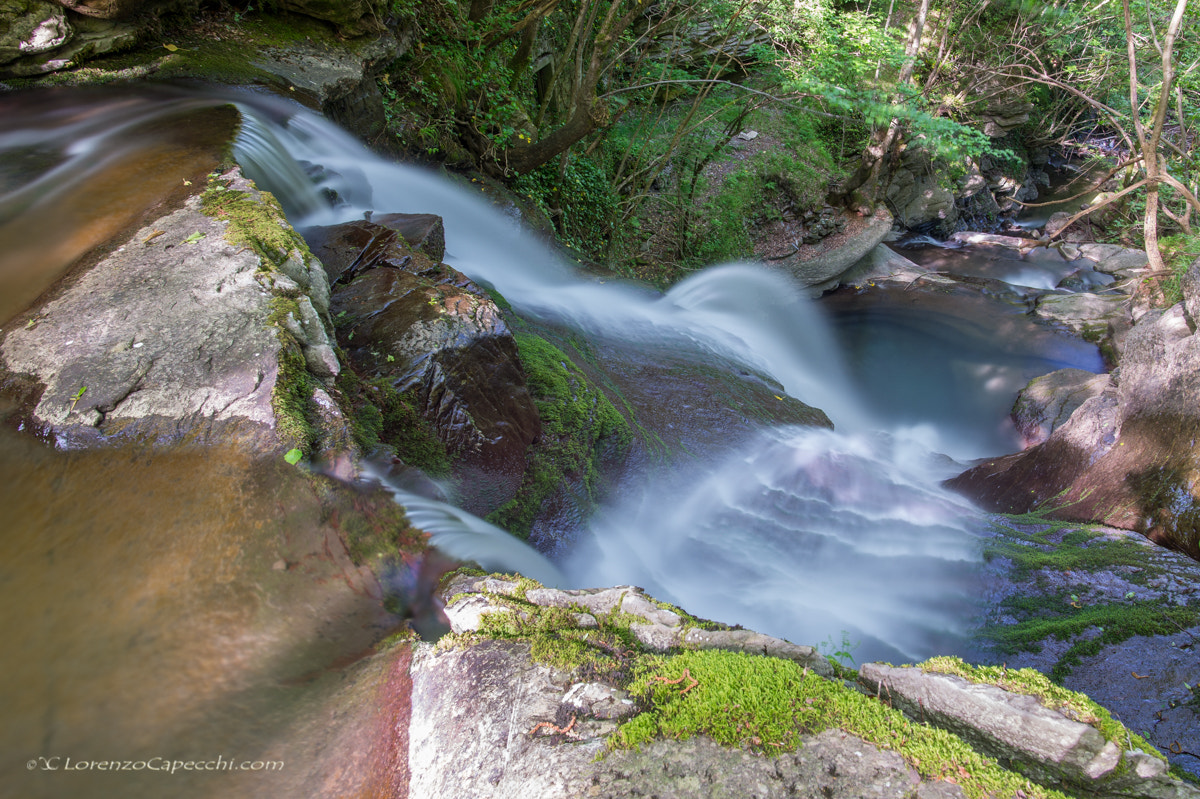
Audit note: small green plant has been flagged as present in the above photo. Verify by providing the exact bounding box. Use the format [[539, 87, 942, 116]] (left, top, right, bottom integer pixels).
[[818, 631, 859, 667], [69, 386, 87, 412]]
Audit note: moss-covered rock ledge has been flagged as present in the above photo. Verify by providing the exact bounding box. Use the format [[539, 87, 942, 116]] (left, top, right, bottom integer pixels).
[[402, 571, 1198, 799]]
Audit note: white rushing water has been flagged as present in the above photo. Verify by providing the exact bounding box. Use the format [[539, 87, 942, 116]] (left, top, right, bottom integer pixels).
[[230, 95, 987, 662]]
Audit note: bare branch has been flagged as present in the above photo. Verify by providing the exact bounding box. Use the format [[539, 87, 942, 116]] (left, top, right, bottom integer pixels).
[[1046, 177, 1151, 241]]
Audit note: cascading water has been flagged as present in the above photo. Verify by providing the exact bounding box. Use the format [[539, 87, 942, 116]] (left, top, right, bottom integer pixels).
[[0, 89, 1100, 663], [223, 95, 1001, 661]]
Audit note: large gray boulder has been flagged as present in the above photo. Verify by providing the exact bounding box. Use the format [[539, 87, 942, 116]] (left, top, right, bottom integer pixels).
[[1012, 367, 1111, 446], [1033, 291, 1129, 339], [885, 146, 958, 232], [948, 298, 1200, 559], [768, 209, 893, 291], [0, 168, 345, 456]]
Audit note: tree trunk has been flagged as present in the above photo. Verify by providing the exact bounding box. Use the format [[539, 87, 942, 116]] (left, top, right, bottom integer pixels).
[[1122, 0, 1190, 283], [837, 0, 931, 209]]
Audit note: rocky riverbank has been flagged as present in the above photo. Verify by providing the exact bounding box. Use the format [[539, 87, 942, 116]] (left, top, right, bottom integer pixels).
[[2, 8, 1198, 794]]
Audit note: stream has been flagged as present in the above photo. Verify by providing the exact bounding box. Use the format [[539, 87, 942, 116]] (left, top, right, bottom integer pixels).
[[0, 88, 1110, 794], [234, 92, 1101, 662]]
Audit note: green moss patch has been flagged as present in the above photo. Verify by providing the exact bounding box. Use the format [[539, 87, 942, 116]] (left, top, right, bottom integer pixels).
[[443, 580, 643, 682], [269, 307, 319, 456], [983, 515, 1200, 681], [613, 649, 1068, 799], [986, 512, 1159, 582], [335, 368, 451, 476], [980, 598, 1198, 683], [487, 333, 632, 537], [200, 176, 312, 268]]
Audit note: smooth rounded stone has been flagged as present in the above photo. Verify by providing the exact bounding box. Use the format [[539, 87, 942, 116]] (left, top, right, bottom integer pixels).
[[1013, 368, 1112, 446], [1078, 242, 1150, 277], [1034, 292, 1128, 337], [767, 209, 892, 289]]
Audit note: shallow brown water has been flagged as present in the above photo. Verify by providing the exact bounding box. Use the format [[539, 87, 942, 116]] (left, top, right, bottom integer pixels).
[[0, 419, 400, 799]]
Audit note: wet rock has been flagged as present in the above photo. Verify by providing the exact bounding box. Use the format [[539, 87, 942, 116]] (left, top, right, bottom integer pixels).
[[251, 31, 408, 141], [949, 301, 1200, 559], [319, 216, 540, 514], [307, 213, 446, 283], [1013, 368, 1111, 446], [0, 0, 181, 76], [1034, 292, 1129, 339], [0, 167, 342, 454], [0, 0, 70, 64]]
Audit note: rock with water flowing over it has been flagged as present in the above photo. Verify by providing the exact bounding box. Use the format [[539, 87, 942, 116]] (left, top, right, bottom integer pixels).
[[0, 167, 349, 456], [314, 215, 541, 514], [948, 295, 1200, 559]]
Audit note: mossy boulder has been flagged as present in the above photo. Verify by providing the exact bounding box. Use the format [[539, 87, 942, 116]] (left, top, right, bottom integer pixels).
[[397, 571, 1196, 799], [315, 215, 542, 515], [0, 164, 347, 457]]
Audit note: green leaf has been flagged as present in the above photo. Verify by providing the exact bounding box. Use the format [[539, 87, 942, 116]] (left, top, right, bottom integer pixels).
[[182, 231, 206, 244], [284, 448, 304, 465]]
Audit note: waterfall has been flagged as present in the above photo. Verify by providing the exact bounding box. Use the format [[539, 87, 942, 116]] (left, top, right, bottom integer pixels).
[[225, 97, 988, 661]]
